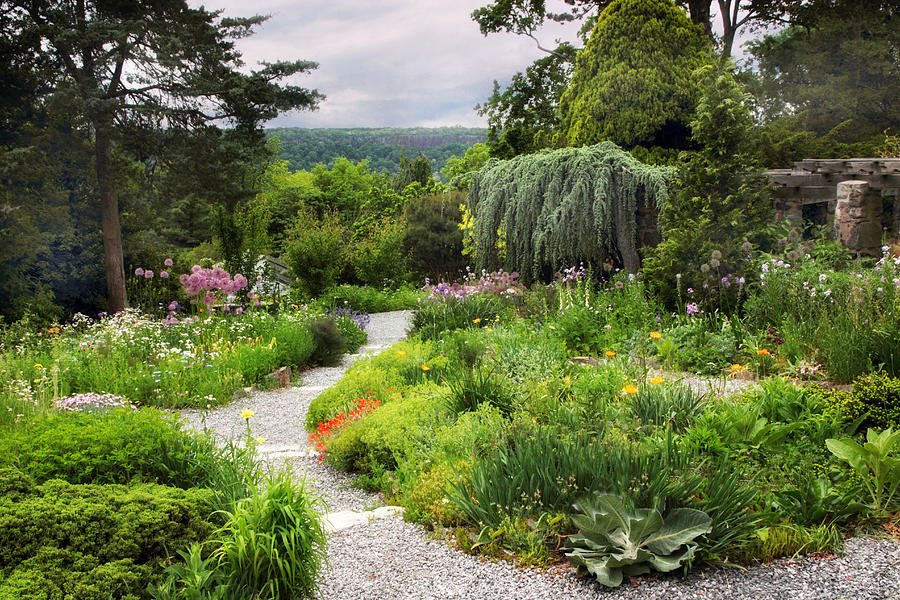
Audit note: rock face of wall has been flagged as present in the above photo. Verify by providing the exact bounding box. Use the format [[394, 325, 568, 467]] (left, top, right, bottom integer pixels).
[[834, 180, 883, 255]]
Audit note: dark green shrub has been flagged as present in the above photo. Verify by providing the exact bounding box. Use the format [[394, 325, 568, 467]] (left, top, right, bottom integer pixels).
[[403, 193, 465, 280], [0, 410, 258, 513], [308, 317, 346, 367], [214, 470, 327, 600], [348, 217, 408, 286], [0, 474, 213, 599], [845, 372, 900, 431], [333, 314, 367, 354]]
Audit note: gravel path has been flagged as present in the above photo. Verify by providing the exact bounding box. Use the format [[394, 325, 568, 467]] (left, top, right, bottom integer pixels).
[[180, 310, 900, 600]]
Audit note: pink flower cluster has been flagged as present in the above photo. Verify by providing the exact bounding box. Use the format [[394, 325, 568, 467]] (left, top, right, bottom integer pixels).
[[178, 265, 248, 303], [56, 392, 135, 413], [423, 268, 523, 300]]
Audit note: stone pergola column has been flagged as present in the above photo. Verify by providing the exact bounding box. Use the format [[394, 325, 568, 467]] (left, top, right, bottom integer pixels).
[[834, 180, 882, 255]]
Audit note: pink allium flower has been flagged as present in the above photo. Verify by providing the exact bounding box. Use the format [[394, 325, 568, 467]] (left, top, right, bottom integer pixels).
[[134, 268, 144, 276], [235, 307, 244, 314], [203, 294, 215, 306], [233, 274, 248, 289], [179, 273, 189, 285], [168, 301, 179, 311], [160, 271, 169, 279], [256, 275, 263, 281], [144, 270, 154, 279], [164, 258, 174, 267], [192, 265, 202, 273]]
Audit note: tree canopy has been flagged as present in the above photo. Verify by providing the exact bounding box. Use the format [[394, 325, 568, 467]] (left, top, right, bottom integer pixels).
[[1, 0, 321, 311], [560, 0, 711, 152], [468, 143, 672, 281]]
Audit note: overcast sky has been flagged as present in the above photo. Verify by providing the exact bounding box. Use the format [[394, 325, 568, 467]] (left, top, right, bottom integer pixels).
[[198, 0, 762, 129], [197, 0, 582, 128]]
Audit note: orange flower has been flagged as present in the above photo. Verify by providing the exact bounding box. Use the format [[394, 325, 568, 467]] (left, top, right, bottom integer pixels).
[[485, 326, 493, 332], [605, 350, 616, 357], [650, 331, 662, 339], [473, 318, 481, 323], [649, 376, 665, 385], [621, 384, 639, 395], [731, 363, 743, 372], [757, 349, 770, 356], [396, 350, 407, 357], [420, 364, 430, 372]]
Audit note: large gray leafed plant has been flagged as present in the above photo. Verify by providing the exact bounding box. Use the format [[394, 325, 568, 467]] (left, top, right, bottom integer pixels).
[[467, 143, 671, 281], [564, 494, 711, 588]]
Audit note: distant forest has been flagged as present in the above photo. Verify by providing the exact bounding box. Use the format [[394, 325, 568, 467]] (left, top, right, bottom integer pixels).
[[267, 127, 487, 175]]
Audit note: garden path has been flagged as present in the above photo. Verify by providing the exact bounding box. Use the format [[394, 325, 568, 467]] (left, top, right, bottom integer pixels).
[[180, 312, 900, 600]]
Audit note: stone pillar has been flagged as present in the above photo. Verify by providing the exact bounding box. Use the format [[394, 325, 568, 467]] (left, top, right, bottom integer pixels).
[[834, 180, 882, 255]]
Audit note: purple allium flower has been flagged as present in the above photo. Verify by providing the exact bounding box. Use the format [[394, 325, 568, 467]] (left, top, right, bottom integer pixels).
[[164, 258, 174, 267], [160, 271, 169, 279], [686, 302, 700, 315], [135, 268, 144, 276], [144, 270, 154, 279], [235, 307, 243, 314], [179, 273, 189, 285], [192, 264, 202, 273], [168, 301, 179, 311]]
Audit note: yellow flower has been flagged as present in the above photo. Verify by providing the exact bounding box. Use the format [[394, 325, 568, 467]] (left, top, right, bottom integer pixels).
[[485, 326, 493, 332], [255, 437, 266, 444], [241, 409, 255, 419], [420, 364, 430, 372], [649, 376, 665, 385], [33, 363, 43, 369], [731, 363, 743, 372], [650, 331, 662, 339], [33, 378, 41, 383], [621, 384, 639, 395], [473, 318, 481, 323], [605, 351, 616, 358], [396, 350, 407, 357], [757, 348, 770, 356], [548, 325, 556, 330]]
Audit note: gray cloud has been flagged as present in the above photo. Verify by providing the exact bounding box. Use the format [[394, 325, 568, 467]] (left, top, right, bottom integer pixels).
[[197, 0, 582, 127]]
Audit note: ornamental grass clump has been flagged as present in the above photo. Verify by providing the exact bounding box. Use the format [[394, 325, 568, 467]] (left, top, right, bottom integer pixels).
[[214, 470, 328, 600]]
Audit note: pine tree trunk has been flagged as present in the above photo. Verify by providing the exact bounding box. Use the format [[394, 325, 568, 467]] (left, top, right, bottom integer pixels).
[[95, 120, 128, 312]]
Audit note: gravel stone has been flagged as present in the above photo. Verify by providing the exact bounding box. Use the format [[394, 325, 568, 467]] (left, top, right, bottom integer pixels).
[[179, 309, 900, 599]]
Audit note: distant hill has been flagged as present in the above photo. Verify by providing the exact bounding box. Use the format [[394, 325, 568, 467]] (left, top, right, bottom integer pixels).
[[266, 127, 487, 175]]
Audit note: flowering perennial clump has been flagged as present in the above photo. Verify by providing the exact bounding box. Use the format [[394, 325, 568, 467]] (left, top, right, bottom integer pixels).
[[309, 396, 382, 456], [178, 265, 248, 303], [55, 392, 135, 413]]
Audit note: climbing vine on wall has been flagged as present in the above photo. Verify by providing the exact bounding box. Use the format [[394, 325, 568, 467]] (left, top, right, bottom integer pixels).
[[467, 142, 672, 282]]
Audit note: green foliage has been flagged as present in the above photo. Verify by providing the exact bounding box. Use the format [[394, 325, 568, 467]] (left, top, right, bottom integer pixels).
[[0, 474, 213, 600], [843, 372, 900, 431], [560, 0, 711, 151], [393, 153, 434, 192], [0, 410, 258, 514], [629, 385, 706, 433], [643, 62, 773, 307], [468, 143, 671, 279], [308, 317, 346, 367], [767, 474, 865, 526], [447, 425, 700, 529], [213, 470, 327, 600], [564, 494, 711, 588], [441, 143, 492, 190], [691, 465, 764, 562], [267, 127, 486, 176], [412, 295, 504, 341], [333, 315, 367, 355], [148, 544, 229, 600], [284, 209, 347, 298], [748, 0, 898, 165], [747, 522, 844, 563], [313, 284, 421, 313], [826, 427, 900, 512], [476, 46, 576, 159], [403, 193, 465, 280], [443, 367, 516, 416], [348, 217, 408, 286]]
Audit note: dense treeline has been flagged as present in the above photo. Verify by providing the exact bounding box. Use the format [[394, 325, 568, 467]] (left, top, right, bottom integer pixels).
[[268, 127, 487, 175]]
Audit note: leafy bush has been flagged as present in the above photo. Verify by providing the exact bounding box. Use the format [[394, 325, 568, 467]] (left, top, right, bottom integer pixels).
[[314, 284, 421, 313], [348, 217, 408, 286], [443, 367, 516, 416], [564, 494, 711, 588], [308, 317, 346, 367], [284, 209, 347, 298], [332, 313, 368, 354], [767, 473, 865, 526], [629, 384, 706, 433], [841, 372, 900, 431], [0, 410, 258, 513], [827, 427, 900, 512], [403, 193, 465, 280], [0, 472, 213, 600], [214, 470, 327, 600], [487, 326, 568, 383]]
